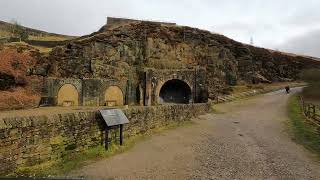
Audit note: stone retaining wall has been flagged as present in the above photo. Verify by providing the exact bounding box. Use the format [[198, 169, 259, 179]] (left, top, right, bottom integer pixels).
[[0, 103, 210, 174]]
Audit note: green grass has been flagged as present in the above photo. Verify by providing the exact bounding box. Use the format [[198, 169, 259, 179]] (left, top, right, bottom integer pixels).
[[287, 94, 320, 154], [5, 41, 53, 54], [28, 35, 74, 41], [13, 120, 194, 176], [0, 31, 12, 38], [0, 28, 75, 41]]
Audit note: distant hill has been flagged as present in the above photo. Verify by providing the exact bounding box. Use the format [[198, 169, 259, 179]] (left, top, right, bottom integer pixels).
[[0, 20, 76, 41]]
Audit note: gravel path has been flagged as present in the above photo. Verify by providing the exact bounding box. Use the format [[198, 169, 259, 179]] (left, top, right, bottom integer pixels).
[[72, 88, 320, 180]]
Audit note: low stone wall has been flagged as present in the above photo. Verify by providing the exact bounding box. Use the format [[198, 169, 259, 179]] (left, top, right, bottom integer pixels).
[[25, 40, 68, 48], [0, 103, 210, 174]]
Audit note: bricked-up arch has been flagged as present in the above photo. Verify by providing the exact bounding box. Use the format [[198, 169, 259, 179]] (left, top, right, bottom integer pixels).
[[104, 86, 124, 106], [57, 84, 79, 106], [159, 79, 191, 104]]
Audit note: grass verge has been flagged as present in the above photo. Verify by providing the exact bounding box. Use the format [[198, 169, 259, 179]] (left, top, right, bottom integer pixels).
[[13, 120, 194, 177], [287, 94, 320, 154]]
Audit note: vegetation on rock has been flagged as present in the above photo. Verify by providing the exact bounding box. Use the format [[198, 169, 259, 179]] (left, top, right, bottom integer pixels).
[[39, 21, 320, 99], [1, 18, 320, 110], [0, 43, 43, 110]]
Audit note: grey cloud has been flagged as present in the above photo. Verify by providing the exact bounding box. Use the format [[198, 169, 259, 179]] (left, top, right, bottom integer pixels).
[[278, 29, 320, 58], [282, 8, 320, 29]]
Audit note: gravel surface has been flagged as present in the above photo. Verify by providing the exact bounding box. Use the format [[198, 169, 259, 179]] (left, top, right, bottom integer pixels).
[[71, 88, 320, 180]]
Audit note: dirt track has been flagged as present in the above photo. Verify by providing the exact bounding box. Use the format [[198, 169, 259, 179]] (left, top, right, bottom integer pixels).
[[72, 88, 320, 180]]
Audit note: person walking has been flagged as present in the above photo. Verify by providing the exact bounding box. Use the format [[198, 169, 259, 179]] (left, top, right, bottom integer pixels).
[[285, 86, 290, 94]]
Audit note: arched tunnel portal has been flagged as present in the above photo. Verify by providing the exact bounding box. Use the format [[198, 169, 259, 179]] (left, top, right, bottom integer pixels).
[[158, 79, 192, 104]]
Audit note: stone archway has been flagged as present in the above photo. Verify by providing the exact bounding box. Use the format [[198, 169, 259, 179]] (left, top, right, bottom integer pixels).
[[104, 86, 124, 106], [158, 79, 192, 104], [57, 84, 79, 106]]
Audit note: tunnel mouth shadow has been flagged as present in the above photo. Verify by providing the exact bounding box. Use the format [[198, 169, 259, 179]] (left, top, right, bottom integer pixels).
[[159, 79, 191, 104]]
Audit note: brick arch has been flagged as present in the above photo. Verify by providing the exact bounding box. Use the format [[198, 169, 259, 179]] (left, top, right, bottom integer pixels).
[[57, 84, 79, 106], [104, 85, 124, 106], [156, 79, 192, 104]]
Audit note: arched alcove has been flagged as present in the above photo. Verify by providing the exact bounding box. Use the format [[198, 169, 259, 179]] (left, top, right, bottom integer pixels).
[[57, 84, 79, 106], [104, 86, 124, 106]]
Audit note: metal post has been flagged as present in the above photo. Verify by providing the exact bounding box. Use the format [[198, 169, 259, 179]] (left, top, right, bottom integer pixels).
[[105, 126, 109, 150], [120, 124, 123, 145]]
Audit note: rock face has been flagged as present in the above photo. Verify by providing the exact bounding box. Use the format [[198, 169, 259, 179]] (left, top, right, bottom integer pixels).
[[36, 19, 320, 99]]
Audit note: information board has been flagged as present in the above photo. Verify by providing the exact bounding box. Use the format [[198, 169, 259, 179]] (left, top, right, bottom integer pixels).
[[99, 109, 129, 127]]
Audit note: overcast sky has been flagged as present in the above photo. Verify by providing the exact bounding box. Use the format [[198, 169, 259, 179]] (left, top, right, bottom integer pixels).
[[0, 0, 319, 57]]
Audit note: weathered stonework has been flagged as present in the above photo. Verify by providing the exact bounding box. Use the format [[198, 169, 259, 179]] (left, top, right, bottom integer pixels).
[[33, 18, 320, 101], [142, 68, 207, 105], [0, 103, 210, 174], [40, 78, 128, 106], [40, 67, 207, 107], [103, 17, 176, 31]]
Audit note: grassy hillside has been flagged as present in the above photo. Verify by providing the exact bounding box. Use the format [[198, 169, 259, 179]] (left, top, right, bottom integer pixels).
[[0, 20, 76, 41], [0, 20, 77, 111]]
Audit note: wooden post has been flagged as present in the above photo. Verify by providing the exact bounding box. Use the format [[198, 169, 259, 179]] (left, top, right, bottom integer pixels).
[[313, 104, 316, 119], [105, 126, 109, 150], [120, 124, 124, 145], [309, 104, 312, 118], [302, 98, 305, 114]]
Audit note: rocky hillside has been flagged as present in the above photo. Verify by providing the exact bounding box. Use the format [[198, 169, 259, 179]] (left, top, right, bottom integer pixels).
[[1, 19, 319, 110], [34, 21, 320, 99], [0, 20, 75, 41]]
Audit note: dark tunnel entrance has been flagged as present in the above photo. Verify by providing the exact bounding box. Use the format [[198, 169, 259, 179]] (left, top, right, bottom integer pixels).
[[159, 79, 192, 104]]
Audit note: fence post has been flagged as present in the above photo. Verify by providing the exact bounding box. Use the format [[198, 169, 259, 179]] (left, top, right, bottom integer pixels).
[[308, 104, 312, 118], [312, 104, 316, 119], [303, 101, 306, 115], [300, 96, 319, 122], [301, 96, 306, 115]]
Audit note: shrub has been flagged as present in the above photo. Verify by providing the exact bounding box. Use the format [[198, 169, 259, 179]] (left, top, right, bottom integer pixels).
[[226, 71, 237, 86], [301, 69, 320, 100], [301, 69, 320, 83]]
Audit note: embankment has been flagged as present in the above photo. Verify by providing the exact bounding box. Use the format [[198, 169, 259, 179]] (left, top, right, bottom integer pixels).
[[0, 103, 209, 174]]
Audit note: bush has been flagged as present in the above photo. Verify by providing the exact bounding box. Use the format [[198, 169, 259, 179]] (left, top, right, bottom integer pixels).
[[0, 72, 15, 90], [226, 71, 237, 86], [301, 69, 320, 83], [301, 69, 320, 100]]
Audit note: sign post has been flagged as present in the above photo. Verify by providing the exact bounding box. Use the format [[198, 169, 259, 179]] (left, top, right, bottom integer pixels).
[[99, 109, 129, 150]]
